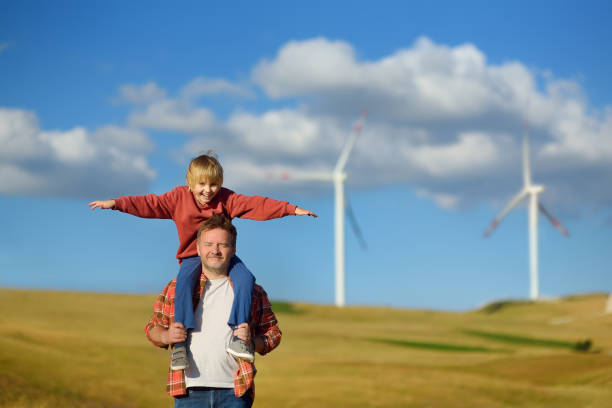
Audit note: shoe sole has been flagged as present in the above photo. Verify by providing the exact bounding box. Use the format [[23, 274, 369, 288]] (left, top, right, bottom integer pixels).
[[171, 363, 188, 370], [226, 347, 255, 362]]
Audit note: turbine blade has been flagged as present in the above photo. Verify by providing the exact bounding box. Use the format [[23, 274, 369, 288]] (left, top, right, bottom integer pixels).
[[345, 200, 367, 250], [538, 202, 570, 237], [484, 189, 529, 237], [334, 110, 368, 174]]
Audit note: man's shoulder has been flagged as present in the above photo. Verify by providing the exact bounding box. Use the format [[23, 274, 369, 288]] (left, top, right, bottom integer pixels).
[[159, 277, 178, 298], [251, 283, 272, 307], [252, 283, 267, 295]]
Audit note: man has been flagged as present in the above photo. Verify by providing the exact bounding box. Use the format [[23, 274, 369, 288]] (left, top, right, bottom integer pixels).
[[145, 214, 282, 407]]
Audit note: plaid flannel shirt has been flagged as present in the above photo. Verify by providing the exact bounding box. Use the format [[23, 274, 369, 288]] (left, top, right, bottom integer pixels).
[[144, 273, 282, 399]]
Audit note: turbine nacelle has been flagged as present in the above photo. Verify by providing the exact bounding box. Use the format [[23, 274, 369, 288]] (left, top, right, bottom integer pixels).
[[528, 185, 544, 195], [333, 172, 347, 182]]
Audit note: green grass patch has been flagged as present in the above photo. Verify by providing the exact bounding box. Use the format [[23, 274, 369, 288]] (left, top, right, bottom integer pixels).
[[462, 329, 592, 351], [479, 299, 533, 314], [368, 337, 509, 353], [271, 301, 305, 315]]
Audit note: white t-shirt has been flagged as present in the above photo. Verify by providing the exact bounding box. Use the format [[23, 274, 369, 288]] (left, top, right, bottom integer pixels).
[[185, 276, 238, 388]]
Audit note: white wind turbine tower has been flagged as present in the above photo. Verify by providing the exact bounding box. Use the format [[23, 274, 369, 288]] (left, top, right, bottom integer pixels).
[[484, 124, 569, 300], [274, 111, 368, 307]]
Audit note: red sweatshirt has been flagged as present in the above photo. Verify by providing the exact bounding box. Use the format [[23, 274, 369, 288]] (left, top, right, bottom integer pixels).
[[113, 186, 297, 260]]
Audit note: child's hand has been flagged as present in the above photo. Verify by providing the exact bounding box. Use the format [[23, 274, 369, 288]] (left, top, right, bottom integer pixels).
[[88, 200, 116, 210], [295, 207, 318, 218]]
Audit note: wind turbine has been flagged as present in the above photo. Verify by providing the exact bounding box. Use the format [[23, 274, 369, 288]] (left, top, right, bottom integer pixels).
[[273, 111, 368, 306], [606, 294, 612, 314], [484, 124, 569, 300]]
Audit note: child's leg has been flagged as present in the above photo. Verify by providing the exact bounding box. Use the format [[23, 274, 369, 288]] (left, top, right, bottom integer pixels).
[[174, 255, 202, 348], [227, 255, 255, 327], [226, 255, 256, 362]]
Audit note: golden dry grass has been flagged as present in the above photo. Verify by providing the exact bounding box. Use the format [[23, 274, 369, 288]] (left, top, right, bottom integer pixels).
[[1, 289, 611, 407]]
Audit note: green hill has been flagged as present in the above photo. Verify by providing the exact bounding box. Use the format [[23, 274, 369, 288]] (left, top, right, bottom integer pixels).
[[1, 289, 611, 407]]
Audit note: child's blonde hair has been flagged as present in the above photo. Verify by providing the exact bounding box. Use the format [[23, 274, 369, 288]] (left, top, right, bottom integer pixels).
[[186, 150, 224, 189]]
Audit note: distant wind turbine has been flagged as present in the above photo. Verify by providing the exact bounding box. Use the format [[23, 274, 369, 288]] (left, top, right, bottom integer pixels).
[[272, 111, 368, 307], [484, 124, 569, 300], [605, 294, 612, 314]]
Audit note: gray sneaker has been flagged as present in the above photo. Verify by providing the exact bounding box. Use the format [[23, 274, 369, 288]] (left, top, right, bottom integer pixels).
[[171, 345, 188, 370], [226, 337, 254, 362]]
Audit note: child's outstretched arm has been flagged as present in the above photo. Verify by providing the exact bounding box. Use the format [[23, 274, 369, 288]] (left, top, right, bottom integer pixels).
[[224, 189, 317, 221], [295, 207, 318, 218], [88, 200, 116, 210], [88, 189, 176, 219]]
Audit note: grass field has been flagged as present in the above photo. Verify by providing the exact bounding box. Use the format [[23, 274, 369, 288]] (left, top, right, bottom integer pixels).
[[1, 289, 612, 407]]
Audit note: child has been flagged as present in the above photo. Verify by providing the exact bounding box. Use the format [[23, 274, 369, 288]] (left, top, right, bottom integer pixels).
[[89, 151, 316, 369]]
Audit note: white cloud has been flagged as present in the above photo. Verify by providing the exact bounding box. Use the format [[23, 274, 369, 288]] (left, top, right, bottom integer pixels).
[[129, 99, 218, 134], [0, 163, 47, 194], [252, 37, 539, 121], [41, 127, 96, 163], [0, 108, 155, 198], [180, 77, 255, 99], [541, 104, 612, 162], [180, 107, 509, 200], [253, 37, 361, 98], [121, 78, 253, 135], [245, 37, 612, 213], [226, 110, 338, 155], [251, 35, 610, 148], [416, 189, 460, 210], [9, 37, 609, 215], [0, 109, 48, 159], [407, 132, 501, 178], [181, 108, 360, 184], [120, 81, 232, 134], [94, 125, 154, 153], [118, 82, 166, 104]]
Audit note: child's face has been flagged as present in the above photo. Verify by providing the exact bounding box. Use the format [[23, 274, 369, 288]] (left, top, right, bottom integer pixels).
[[191, 179, 220, 206]]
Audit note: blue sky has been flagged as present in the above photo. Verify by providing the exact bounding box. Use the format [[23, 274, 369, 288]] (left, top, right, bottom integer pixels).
[[1, 0, 611, 310]]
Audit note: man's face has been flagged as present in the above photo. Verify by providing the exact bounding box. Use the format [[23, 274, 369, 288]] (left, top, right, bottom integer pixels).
[[197, 227, 235, 275]]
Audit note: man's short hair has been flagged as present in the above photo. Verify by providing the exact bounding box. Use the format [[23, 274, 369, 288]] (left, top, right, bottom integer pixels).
[[197, 213, 237, 247]]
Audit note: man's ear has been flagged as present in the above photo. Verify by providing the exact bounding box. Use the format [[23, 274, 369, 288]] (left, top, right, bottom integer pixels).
[[196, 242, 201, 257]]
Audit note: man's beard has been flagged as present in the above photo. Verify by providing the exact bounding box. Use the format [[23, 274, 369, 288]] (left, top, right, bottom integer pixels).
[[202, 256, 231, 274]]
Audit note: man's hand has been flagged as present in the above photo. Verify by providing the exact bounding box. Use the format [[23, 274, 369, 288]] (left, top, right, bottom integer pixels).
[[88, 199, 116, 210], [233, 323, 266, 354], [295, 207, 318, 218], [232, 323, 251, 344], [147, 322, 187, 348]]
